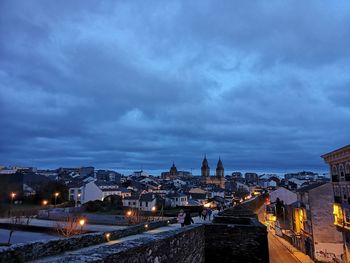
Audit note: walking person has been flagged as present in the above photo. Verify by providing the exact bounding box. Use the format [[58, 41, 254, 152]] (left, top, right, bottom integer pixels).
[[177, 209, 185, 227], [207, 208, 213, 221], [184, 211, 194, 226], [201, 208, 207, 221]]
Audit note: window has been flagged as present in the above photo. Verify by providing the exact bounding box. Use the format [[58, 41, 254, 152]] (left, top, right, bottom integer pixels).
[[334, 185, 341, 196], [340, 164, 345, 178], [70, 195, 74, 200], [346, 163, 350, 174], [133, 202, 136, 205], [333, 165, 338, 175], [70, 189, 75, 194], [128, 201, 131, 206], [78, 189, 82, 194], [145, 201, 148, 207], [343, 186, 347, 200], [333, 203, 343, 227], [345, 209, 350, 224]]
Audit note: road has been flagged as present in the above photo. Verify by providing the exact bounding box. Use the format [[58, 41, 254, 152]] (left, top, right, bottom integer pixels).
[[256, 204, 311, 263], [268, 232, 300, 263]]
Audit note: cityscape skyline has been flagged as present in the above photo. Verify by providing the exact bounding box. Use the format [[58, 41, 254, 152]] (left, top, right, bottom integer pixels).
[[1, 1, 350, 172]]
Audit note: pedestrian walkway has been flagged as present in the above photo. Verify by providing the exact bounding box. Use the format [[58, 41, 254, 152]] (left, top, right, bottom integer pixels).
[[0, 218, 126, 232], [31, 221, 202, 262]]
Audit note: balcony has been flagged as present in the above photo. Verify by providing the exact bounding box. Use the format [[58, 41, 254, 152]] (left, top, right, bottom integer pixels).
[[332, 175, 339, 182], [346, 174, 350, 181], [334, 196, 342, 203]]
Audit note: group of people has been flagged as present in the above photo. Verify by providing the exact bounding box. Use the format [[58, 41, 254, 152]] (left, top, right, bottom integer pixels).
[[177, 207, 216, 227], [199, 207, 213, 221], [177, 209, 194, 227]]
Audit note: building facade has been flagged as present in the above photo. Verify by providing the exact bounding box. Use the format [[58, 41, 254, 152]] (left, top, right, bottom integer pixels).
[[201, 156, 225, 189], [291, 183, 343, 262], [322, 145, 350, 262]]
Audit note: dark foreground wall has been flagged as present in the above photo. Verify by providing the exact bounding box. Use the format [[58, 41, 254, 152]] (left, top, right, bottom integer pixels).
[[205, 222, 269, 263], [96, 225, 205, 263]]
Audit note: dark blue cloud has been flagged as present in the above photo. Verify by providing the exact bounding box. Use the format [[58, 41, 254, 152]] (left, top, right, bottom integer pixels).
[[0, 0, 349, 174]]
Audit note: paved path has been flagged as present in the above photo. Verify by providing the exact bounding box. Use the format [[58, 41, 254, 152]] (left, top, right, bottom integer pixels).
[[31, 222, 203, 262], [0, 218, 127, 232], [0, 229, 57, 246]]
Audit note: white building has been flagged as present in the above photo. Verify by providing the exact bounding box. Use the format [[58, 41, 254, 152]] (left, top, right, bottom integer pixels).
[[122, 193, 162, 212], [68, 181, 131, 205], [165, 193, 188, 208]]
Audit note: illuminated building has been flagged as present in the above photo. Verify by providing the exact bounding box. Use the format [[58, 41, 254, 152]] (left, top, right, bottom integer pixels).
[[322, 145, 350, 262]]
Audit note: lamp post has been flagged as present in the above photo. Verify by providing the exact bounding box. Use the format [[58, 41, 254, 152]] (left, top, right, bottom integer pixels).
[[10, 192, 16, 205], [79, 218, 85, 233], [54, 192, 59, 207], [151, 206, 156, 221], [9, 192, 16, 217], [77, 193, 81, 207]]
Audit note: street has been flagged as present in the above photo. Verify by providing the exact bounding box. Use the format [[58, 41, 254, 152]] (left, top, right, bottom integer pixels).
[[256, 204, 313, 263], [268, 232, 300, 263]]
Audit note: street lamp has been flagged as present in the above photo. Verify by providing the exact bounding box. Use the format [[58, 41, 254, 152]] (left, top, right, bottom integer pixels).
[[42, 200, 48, 206], [9, 192, 16, 217], [77, 193, 81, 207], [10, 192, 16, 204], [79, 218, 85, 233], [54, 192, 59, 207]]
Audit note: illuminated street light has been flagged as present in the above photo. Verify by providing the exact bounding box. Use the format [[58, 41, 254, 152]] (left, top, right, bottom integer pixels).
[[42, 200, 48, 206], [79, 219, 85, 226], [151, 206, 156, 212], [54, 192, 59, 207], [127, 210, 132, 216], [105, 233, 111, 240], [9, 192, 16, 217], [79, 218, 86, 233]]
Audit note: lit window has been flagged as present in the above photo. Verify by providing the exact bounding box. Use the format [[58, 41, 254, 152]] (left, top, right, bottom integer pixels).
[[333, 203, 343, 227]]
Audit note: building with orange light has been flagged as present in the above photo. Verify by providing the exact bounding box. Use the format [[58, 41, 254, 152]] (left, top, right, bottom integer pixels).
[[322, 145, 350, 262], [291, 182, 343, 262]]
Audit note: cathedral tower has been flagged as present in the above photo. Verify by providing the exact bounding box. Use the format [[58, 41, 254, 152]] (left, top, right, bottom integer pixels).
[[216, 157, 224, 178], [201, 155, 210, 177]]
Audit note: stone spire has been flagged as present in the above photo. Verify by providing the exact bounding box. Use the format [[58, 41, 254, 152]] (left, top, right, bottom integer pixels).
[[170, 162, 178, 175], [201, 154, 210, 177], [216, 157, 224, 178]]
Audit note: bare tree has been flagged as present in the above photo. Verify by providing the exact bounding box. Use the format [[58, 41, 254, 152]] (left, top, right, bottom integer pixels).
[[55, 215, 84, 237], [6, 209, 37, 245]]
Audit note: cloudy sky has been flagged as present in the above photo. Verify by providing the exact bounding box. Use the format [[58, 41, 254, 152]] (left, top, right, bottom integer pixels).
[[1, 1, 349, 175]]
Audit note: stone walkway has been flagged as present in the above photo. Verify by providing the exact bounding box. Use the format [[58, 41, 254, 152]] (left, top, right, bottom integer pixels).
[[0, 218, 127, 232], [30, 222, 202, 262], [29, 211, 218, 262]]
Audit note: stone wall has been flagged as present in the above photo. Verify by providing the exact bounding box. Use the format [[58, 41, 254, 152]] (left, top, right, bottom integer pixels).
[[0, 209, 269, 263], [49, 225, 205, 263], [205, 222, 269, 263], [0, 219, 176, 263]]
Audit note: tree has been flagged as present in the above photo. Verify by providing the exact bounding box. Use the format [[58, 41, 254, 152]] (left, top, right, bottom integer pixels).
[[55, 214, 85, 237], [6, 209, 36, 245]]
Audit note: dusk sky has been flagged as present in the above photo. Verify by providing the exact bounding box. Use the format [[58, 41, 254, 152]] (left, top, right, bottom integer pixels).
[[1, 1, 350, 174]]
